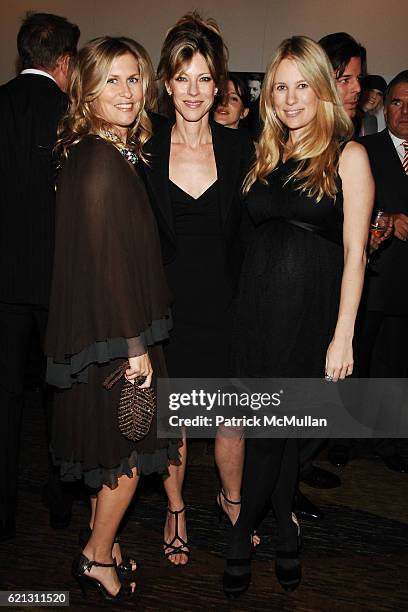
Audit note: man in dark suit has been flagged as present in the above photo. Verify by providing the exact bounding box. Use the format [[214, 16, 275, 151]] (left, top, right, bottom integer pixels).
[[0, 12, 80, 540], [355, 71, 408, 472]]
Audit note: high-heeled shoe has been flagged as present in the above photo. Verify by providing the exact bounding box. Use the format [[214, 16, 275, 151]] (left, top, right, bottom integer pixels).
[[216, 490, 240, 523], [223, 558, 252, 599], [216, 490, 260, 547], [72, 552, 136, 602], [291, 512, 303, 552], [163, 507, 190, 565], [275, 514, 302, 592], [78, 526, 138, 575]]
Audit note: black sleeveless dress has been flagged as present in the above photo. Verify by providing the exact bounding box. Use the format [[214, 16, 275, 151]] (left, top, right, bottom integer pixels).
[[164, 180, 233, 377], [233, 159, 344, 378]]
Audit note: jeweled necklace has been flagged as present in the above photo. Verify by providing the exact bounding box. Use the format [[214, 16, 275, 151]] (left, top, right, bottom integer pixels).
[[104, 131, 138, 165], [119, 146, 138, 165]]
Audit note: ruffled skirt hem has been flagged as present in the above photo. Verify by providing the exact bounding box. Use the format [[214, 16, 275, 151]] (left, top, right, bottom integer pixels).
[[51, 439, 182, 490]]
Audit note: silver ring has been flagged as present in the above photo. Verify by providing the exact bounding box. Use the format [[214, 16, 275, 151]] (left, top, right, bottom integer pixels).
[[325, 374, 334, 382]]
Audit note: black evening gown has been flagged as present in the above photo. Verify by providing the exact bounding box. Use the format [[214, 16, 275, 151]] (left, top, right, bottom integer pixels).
[[228, 159, 344, 560], [164, 180, 233, 378], [234, 159, 344, 378]]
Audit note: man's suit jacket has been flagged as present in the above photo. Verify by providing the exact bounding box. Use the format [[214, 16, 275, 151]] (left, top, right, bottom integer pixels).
[[141, 116, 254, 285], [0, 74, 67, 306], [357, 129, 408, 315]]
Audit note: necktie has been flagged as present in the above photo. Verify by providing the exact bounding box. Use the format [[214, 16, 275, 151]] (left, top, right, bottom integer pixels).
[[403, 141, 408, 175]]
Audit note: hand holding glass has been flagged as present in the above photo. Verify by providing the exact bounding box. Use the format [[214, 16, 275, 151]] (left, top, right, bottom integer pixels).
[[370, 210, 387, 237]]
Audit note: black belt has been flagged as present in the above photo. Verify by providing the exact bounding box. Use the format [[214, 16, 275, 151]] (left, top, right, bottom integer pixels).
[[285, 218, 343, 246]]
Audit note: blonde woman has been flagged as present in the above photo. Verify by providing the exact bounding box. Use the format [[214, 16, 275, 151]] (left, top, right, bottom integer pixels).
[[45, 37, 178, 601], [223, 36, 374, 598]]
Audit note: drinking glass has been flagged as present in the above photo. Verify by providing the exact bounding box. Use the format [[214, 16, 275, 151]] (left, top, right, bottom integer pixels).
[[370, 210, 387, 237]]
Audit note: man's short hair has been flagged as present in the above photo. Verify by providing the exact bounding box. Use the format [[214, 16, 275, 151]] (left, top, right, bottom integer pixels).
[[247, 72, 263, 83], [17, 12, 80, 70], [385, 70, 408, 104], [319, 32, 367, 78]]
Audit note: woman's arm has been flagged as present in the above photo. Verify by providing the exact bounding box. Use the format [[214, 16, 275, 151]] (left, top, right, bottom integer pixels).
[[325, 141, 374, 381], [79, 139, 157, 387]]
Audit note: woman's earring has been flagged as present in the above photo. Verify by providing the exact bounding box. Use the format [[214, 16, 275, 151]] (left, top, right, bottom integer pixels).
[[273, 109, 277, 117]]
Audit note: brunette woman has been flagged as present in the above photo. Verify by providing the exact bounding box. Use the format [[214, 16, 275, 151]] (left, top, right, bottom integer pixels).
[[213, 73, 250, 129], [142, 12, 254, 565]]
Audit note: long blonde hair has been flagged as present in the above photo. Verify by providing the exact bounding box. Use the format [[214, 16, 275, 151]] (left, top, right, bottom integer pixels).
[[56, 36, 155, 162], [244, 36, 353, 200]]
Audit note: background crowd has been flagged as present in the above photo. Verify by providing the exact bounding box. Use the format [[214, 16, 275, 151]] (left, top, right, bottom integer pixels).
[[0, 9, 407, 603]]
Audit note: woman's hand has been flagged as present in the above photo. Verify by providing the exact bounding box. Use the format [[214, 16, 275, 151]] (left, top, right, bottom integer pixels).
[[125, 353, 153, 388], [325, 337, 354, 382]]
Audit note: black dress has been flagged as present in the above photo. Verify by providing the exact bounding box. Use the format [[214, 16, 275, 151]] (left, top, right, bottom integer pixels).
[[227, 159, 345, 560], [234, 159, 344, 378], [45, 137, 180, 489], [141, 119, 255, 381], [164, 180, 233, 377]]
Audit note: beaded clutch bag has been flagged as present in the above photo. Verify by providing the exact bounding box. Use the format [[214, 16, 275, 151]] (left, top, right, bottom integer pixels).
[[103, 361, 156, 442]]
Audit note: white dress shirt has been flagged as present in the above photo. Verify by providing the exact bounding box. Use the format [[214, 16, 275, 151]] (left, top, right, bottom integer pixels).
[[374, 108, 386, 132], [388, 130, 406, 164], [20, 68, 57, 84]]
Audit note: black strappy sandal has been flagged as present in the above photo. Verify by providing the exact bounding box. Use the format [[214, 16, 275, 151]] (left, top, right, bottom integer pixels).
[[72, 553, 136, 602], [78, 526, 138, 575], [216, 490, 261, 547], [163, 507, 190, 565], [216, 489, 240, 523]]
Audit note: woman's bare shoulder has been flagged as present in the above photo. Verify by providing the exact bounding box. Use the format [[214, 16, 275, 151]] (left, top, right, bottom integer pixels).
[[339, 140, 371, 178]]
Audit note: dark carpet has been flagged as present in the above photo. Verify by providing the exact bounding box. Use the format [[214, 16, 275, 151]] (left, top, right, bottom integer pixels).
[[0, 392, 407, 611]]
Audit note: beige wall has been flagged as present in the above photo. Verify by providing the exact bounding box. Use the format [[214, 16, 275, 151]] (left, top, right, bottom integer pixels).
[[1, 0, 407, 84]]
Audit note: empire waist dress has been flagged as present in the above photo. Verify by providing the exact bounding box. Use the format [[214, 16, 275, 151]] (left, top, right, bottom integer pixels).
[[226, 158, 345, 563], [164, 180, 234, 378], [233, 159, 344, 378]]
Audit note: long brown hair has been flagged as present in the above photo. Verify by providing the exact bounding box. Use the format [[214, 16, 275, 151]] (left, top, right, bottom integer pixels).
[[244, 36, 353, 200], [56, 36, 155, 162]]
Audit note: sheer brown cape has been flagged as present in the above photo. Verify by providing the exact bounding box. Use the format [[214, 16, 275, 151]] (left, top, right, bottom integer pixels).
[[45, 136, 171, 384]]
